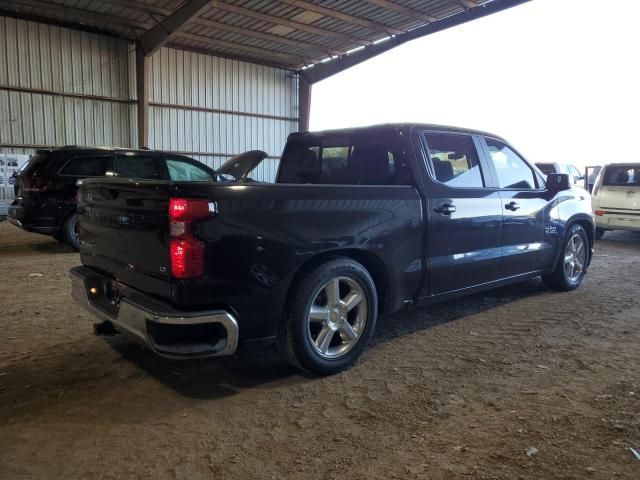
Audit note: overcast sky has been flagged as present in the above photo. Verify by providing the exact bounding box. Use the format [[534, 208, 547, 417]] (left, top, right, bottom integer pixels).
[[310, 0, 640, 168]]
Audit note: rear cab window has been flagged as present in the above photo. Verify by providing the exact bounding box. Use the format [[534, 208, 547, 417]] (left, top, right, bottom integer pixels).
[[277, 134, 412, 185], [421, 132, 485, 188]]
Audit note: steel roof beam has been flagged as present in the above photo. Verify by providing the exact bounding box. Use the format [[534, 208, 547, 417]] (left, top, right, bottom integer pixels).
[[165, 42, 292, 70], [100, 0, 343, 59], [277, 0, 403, 35], [0, 0, 148, 35], [137, 0, 212, 56], [189, 16, 342, 57], [176, 31, 300, 63], [211, 2, 364, 44], [98, 0, 170, 19], [301, 0, 532, 84], [365, 0, 438, 23]]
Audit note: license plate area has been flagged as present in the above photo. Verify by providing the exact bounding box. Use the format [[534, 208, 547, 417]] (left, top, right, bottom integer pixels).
[[84, 275, 122, 318]]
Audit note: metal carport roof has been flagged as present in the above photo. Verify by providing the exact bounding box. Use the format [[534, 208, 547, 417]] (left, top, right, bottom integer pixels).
[[0, 0, 529, 75], [0, 0, 530, 140]]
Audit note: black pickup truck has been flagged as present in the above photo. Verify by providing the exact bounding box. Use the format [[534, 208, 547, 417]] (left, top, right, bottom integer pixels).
[[70, 124, 594, 375]]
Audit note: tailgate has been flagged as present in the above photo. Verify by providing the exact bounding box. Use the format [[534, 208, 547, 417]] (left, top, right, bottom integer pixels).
[[600, 186, 640, 211], [78, 178, 172, 297], [600, 165, 640, 210]]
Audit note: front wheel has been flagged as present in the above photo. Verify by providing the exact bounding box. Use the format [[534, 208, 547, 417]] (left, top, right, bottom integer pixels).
[[542, 224, 589, 291], [277, 258, 378, 375]]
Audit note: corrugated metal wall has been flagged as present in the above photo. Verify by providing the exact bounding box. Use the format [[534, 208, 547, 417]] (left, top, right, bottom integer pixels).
[[0, 16, 137, 155], [147, 47, 298, 182], [0, 16, 300, 196]]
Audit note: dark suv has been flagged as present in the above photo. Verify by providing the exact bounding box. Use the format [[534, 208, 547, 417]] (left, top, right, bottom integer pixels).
[[8, 147, 216, 249]]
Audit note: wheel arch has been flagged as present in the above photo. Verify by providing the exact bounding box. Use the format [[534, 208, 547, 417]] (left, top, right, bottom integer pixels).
[[563, 213, 595, 267], [58, 206, 78, 234], [285, 249, 390, 317], [570, 215, 595, 249]]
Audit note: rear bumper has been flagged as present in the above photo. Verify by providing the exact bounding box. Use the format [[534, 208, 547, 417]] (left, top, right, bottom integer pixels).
[[595, 211, 640, 232], [8, 203, 60, 235], [69, 266, 239, 358]]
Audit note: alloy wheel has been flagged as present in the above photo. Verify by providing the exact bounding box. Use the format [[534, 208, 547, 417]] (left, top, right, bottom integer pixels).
[[306, 276, 368, 359], [564, 234, 586, 283]]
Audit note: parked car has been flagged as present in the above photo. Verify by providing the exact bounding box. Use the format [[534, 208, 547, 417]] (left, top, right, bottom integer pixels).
[[591, 162, 640, 238], [70, 124, 595, 375], [8, 147, 215, 250], [535, 162, 584, 186]]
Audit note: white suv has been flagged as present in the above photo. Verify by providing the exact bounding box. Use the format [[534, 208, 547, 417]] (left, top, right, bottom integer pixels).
[[591, 163, 640, 238]]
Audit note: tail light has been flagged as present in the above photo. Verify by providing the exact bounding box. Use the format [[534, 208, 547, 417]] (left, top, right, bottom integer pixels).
[[170, 239, 204, 278], [24, 176, 52, 192], [594, 210, 606, 216], [169, 198, 215, 279]]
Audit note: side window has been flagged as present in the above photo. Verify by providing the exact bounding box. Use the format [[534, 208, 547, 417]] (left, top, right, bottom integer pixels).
[[485, 138, 536, 190], [59, 156, 111, 176], [568, 165, 582, 180], [114, 155, 165, 180], [166, 158, 213, 182], [422, 133, 484, 188]]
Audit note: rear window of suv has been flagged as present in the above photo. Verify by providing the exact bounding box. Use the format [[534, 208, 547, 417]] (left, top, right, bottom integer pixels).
[[18, 153, 51, 177], [603, 165, 640, 186]]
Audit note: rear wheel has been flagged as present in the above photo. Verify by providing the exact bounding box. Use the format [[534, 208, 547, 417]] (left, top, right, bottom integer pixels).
[[595, 227, 606, 240], [542, 224, 589, 291], [277, 258, 378, 375], [63, 212, 80, 251]]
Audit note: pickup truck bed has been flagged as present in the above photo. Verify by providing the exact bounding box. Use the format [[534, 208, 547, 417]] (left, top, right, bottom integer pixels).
[[73, 179, 423, 357]]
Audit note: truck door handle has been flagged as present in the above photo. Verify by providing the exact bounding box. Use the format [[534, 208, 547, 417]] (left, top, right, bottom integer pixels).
[[434, 203, 456, 215], [505, 201, 520, 211]]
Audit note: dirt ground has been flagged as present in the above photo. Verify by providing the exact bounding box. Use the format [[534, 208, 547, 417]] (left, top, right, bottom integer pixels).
[[0, 220, 638, 480]]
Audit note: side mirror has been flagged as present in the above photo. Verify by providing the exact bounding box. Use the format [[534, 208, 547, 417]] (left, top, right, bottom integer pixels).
[[547, 173, 570, 193]]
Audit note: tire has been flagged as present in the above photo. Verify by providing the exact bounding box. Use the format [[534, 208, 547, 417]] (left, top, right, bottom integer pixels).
[[595, 227, 606, 240], [542, 224, 590, 291], [277, 257, 378, 375], [63, 212, 80, 251]]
